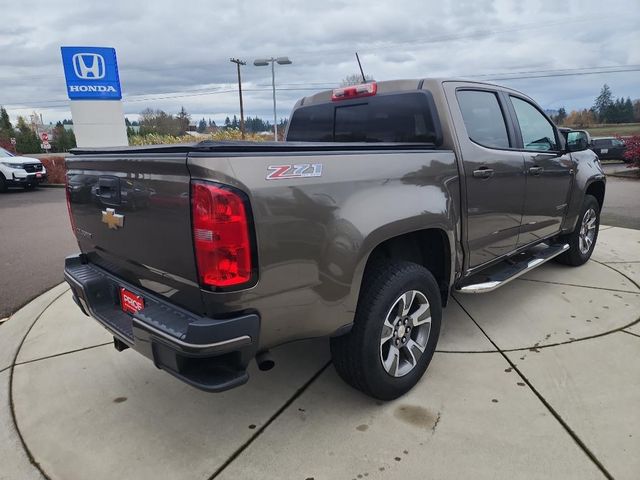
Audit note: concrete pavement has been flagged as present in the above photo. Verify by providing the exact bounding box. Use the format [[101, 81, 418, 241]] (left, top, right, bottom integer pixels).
[[1, 227, 639, 480]]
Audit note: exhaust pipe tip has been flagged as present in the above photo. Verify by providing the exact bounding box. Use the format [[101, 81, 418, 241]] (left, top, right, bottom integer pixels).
[[256, 350, 275, 371]]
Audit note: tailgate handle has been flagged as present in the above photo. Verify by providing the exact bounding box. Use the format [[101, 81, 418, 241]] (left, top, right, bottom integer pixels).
[[97, 176, 121, 205]]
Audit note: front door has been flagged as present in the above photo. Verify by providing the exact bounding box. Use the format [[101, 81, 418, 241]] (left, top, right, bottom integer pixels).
[[507, 95, 573, 245], [448, 85, 526, 268]]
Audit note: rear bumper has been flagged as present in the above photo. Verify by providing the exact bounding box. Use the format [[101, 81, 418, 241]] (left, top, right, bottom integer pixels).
[[64, 254, 260, 392]]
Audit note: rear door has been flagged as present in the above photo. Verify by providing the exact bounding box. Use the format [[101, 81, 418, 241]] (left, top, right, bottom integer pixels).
[[506, 95, 573, 245], [66, 153, 204, 313], [447, 84, 526, 268]]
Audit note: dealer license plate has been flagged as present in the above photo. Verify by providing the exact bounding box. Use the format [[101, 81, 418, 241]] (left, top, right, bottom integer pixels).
[[119, 287, 145, 315]]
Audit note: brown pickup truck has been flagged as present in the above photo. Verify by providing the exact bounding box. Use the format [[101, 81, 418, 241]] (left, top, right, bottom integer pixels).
[[64, 78, 605, 400]]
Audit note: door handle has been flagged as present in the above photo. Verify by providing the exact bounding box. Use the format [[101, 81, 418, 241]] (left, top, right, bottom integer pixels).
[[529, 166, 544, 176], [472, 168, 494, 179]]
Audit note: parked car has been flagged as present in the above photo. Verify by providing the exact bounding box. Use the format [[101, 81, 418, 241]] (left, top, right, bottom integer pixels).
[[64, 79, 605, 400], [0, 147, 47, 191], [591, 137, 627, 161]]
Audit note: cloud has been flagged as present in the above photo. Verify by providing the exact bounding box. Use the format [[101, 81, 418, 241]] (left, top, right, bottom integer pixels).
[[0, 0, 638, 124]]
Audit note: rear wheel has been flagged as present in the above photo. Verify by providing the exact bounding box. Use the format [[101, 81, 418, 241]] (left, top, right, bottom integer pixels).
[[330, 260, 441, 400], [0, 174, 6, 193], [555, 194, 600, 266]]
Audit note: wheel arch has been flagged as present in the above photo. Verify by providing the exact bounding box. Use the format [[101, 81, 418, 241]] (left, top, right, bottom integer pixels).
[[585, 180, 605, 211], [353, 227, 454, 311]]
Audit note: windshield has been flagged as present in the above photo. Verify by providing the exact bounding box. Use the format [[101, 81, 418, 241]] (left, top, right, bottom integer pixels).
[[0, 147, 15, 158]]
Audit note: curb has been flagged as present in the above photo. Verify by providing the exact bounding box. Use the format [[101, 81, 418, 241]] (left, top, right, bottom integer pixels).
[[607, 171, 639, 179]]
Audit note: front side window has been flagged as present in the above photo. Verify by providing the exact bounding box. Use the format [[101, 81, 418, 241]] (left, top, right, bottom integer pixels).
[[456, 90, 510, 149], [511, 96, 558, 151]]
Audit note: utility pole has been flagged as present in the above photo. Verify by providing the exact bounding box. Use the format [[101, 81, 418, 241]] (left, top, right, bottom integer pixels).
[[229, 58, 246, 139]]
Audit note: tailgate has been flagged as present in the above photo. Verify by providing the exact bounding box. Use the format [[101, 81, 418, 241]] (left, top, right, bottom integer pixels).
[[66, 153, 204, 314]]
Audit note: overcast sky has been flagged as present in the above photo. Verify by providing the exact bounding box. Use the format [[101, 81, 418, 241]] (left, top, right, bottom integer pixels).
[[1, 0, 639, 126]]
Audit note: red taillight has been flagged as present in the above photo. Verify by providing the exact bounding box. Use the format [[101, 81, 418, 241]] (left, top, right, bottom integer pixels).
[[191, 181, 253, 288], [331, 82, 377, 101], [65, 173, 77, 237]]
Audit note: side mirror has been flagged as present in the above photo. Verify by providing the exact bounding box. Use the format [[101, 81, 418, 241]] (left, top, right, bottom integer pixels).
[[566, 131, 589, 152]]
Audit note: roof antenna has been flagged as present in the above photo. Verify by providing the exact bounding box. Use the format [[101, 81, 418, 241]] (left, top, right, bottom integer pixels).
[[355, 52, 366, 83]]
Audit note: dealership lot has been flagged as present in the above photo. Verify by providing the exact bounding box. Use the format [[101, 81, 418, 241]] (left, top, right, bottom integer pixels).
[[1, 164, 639, 479], [0, 187, 77, 319], [1, 226, 639, 480]]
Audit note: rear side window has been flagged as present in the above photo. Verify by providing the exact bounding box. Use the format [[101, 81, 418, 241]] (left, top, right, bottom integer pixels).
[[510, 96, 559, 151], [286, 92, 440, 144], [456, 90, 510, 149], [593, 139, 610, 147]]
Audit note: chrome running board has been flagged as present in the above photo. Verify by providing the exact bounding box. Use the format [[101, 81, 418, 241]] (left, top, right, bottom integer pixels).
[[456, 243, 570, 294]]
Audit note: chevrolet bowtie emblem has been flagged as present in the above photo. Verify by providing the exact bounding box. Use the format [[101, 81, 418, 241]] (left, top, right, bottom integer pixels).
[[102, 208, 124, 230]]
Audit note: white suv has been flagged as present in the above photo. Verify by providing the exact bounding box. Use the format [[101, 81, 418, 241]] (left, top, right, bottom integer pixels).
[[0, 147, 47, 192]]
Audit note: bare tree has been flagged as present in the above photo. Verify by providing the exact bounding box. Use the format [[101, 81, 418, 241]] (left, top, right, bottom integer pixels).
[[340, 74, 375, 86]]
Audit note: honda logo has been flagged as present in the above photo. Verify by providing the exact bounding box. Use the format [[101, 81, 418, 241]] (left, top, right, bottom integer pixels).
[[72, 53, 106, 80]]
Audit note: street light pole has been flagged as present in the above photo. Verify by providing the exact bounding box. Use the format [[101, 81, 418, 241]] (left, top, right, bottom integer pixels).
[[229, 58, 246, 139], [271, 60, 277, 141], [253, 56, 292, 142]]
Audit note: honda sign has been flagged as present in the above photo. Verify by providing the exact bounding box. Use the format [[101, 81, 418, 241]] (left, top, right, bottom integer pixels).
[[61, 47, 122, 100]]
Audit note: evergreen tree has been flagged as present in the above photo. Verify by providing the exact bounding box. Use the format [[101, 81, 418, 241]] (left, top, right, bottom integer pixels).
[[15, 116, 40, 154], [0, 106, 13, 137], [554, 107, 567, 125], [633, 99, 640, 123], [197, 118, 207, 133], [593, 84, 613, 123], [224, 116, 231, 130], [52, 122, 77, 152], [176, 106, 191, 135], [623, 97, 634, 123]]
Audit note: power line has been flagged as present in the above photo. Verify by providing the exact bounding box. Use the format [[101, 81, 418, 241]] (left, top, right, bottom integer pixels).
[[3, 65, 639, 111]]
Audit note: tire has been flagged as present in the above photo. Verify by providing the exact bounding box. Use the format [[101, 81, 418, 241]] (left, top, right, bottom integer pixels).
[[0, 175, 6, 193], [555, 194, 600, 266], [330, 260, 442, 400]]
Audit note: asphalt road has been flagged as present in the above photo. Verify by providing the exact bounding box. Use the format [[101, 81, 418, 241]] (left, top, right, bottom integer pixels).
[[601, 163, 640, 230], [0, 187, 77, 318], [0, 165, 638, 318]]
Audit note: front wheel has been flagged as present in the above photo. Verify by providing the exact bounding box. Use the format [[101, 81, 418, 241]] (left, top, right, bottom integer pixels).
[[555, 194, 600, 266], [330, 260, 441, 400]]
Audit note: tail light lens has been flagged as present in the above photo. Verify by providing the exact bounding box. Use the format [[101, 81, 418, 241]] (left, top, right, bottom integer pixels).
[[191, 181, 253, 288], [65, 173, 77, 237]]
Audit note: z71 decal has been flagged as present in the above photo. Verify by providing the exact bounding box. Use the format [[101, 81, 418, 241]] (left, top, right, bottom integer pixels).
[[266, 163, 323, 180]]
